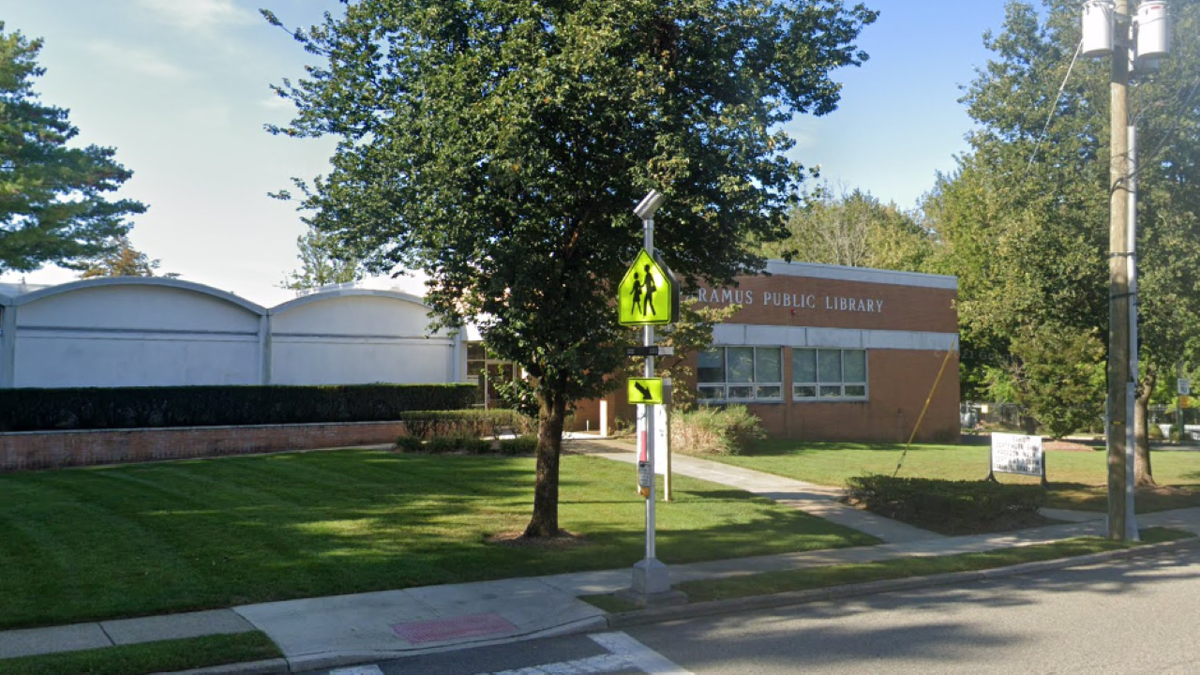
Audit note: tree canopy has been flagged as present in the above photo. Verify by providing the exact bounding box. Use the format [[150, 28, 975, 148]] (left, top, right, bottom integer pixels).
[[760, 184, 932, 271], [79, 236, 169, 278], [926, 0, 1200, 482], [267, 0, 876, 536], [280, 225, 363, 291], [0, 23, 145, 273]]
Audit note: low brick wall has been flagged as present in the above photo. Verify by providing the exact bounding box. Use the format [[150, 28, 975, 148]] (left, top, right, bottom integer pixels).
[[0, 421, 407, 473]]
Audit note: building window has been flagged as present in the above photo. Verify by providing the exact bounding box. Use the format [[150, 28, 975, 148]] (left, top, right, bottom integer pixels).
[[697, 347, 783, 402], [793, 348, 867, 400]]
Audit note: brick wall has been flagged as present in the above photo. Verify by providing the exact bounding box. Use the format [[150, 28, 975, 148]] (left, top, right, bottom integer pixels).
[[0, 421, 407, 474]]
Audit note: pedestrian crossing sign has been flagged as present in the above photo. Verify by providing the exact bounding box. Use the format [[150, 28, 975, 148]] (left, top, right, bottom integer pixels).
[[618, 249, 679, 326]]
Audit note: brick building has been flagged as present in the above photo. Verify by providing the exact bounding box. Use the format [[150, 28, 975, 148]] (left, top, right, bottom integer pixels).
[[576, 261, 960, 443]]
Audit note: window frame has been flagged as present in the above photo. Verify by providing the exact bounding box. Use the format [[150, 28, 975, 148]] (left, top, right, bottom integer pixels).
[[792, 348, 869, 402], [697, 346, 784, 404]]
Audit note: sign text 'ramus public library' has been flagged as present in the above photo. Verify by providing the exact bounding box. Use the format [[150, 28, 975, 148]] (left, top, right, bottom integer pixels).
[[694, 287, 885, 314]]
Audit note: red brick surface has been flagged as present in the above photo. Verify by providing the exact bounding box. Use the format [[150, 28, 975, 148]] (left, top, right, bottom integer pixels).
[[0, 421, 406, 474]]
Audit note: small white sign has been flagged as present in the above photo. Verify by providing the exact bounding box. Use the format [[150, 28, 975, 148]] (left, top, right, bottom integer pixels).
[[635, 405, 670, 476], [1179, 379, 1191, 396], [991, 432, 1044, 478]]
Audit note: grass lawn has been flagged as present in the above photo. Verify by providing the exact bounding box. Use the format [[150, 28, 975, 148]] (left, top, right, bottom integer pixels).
[[0, 632, 280, 675], [0, 449, 877, 630], [706, 440, 1200, 512], [673, 526, 1192, 603]]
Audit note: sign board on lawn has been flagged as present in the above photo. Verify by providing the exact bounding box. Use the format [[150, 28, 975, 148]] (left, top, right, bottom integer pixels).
[[989, 432, 1046, 484], [1180, 378, 1192, 396]]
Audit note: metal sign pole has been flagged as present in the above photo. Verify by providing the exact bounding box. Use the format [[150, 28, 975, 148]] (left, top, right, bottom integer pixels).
[[630, 191, 670, 597]]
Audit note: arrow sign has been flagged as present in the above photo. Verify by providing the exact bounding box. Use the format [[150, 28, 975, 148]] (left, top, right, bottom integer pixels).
[[627, 377, 664, 405]]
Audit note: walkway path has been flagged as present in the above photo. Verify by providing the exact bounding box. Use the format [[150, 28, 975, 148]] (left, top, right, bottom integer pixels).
[[569, 437, 939, 544]]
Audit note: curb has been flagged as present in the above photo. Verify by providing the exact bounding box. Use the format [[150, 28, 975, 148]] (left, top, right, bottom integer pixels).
[[605, 536, 1200, 629], [159, 658, 290, 674], [150, 536, 1200, 674]]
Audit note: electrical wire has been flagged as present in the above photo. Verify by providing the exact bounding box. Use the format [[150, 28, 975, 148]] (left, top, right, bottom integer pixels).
[[1027, 39, 1084, 170]]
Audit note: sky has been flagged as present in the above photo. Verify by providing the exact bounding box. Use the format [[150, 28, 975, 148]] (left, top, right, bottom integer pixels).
[[0, 0, 1013, 306]]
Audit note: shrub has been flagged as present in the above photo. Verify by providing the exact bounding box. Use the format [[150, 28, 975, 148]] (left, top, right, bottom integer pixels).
[[498, 435, 538, 456], [844, 474, 1046, 535], [394, 435, 424, 453], [0, 384, 477, 431], [1149, 424, 1165, 440], [398, 409, 535, 440], [670, 405, 765, 456]]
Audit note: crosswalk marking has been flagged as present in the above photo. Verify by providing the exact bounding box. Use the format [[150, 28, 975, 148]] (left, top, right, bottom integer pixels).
[[590, 632, 692, 675], [476, 631, 693, 675], [330, 666, 385, 675]]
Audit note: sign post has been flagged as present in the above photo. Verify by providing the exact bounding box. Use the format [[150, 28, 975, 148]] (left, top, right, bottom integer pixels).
[[619, 190, 680, 602]]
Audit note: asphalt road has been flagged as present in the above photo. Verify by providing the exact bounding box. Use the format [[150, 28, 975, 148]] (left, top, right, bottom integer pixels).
[[312, 543, 1200, 675]]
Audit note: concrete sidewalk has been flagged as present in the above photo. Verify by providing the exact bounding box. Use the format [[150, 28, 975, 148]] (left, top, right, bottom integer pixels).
[[1, 444, 1196, 674]]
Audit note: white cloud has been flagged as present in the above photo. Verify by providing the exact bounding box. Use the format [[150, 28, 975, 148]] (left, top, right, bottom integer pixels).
[[85, 41, 191, 81], [135, 0, 257, 33]]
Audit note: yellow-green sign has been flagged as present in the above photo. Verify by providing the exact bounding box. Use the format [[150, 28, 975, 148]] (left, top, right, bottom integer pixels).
[[628, 377, 665, 405], [618, 249, 678, 326]]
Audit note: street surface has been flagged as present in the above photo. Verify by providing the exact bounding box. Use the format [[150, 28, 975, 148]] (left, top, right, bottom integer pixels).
[[309, 543, 1200, 674]]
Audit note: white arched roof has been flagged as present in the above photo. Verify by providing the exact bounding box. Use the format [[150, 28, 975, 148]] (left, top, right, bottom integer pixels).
[[269, 287, 430, 316], [12, 276, 267, 315]]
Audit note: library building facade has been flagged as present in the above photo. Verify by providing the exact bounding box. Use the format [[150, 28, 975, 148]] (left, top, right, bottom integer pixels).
[[577, 260, 960, 443]]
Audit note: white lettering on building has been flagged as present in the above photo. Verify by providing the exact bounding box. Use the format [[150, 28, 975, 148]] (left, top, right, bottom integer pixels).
[[695, 287, 884, 314]]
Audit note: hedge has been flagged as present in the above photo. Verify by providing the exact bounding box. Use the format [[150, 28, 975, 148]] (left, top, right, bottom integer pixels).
[[0, 384, 478, 432], [844, 474, 1046, 535], [396, 409, 537, 439]]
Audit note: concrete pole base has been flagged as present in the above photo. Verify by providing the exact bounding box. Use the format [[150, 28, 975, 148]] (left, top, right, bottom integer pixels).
[[629, 557, 672, 596]]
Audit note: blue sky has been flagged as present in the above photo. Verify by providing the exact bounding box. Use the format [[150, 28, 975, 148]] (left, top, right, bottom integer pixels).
[[0, 0, 1013, 305]]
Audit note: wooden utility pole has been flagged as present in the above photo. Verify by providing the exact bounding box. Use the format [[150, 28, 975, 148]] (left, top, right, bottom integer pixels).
[[1107, 0, 1131, 540]]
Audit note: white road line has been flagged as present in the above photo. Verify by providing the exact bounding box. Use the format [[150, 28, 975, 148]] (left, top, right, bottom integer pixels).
[[330, 666, 385, 675], [484, 653, 630, 675], [590, 632, 693, 675], [476, 631, 693, 675]]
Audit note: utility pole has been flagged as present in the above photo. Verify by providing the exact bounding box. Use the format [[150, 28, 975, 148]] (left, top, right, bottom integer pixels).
[[1085, 0, 1170, 540], [1104, 0, 1131, 541]]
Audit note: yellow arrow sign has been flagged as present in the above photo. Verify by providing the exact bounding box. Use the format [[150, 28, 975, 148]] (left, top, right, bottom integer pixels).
[[618, 249, 678, 326], [628, 377, 665, 405]]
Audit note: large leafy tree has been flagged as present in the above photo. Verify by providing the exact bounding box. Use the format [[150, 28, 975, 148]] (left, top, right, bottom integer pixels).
[[266, 0, 876, 536], [0, 24, 146, 273], [926, 0, 1200, 484], [761, 184, 932, 270]]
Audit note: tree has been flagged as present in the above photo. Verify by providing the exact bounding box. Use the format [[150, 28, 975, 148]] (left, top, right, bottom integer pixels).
[[79, 236, 168, 278], [760, 184, 932, 271], [1009, 323, 1105, 439], [0, 24, 146, 273], [925, 0, 1200, 484], [266, 0, 876, 537], [280, 225, 363, 291]]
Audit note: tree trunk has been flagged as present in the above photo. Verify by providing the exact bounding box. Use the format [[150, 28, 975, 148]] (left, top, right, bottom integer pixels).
[[1135, 365, 1156, 487], [524, 388, 568, 538]]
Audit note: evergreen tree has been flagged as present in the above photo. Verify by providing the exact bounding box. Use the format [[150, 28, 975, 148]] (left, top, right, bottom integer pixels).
[[0, 24, 146, 273]]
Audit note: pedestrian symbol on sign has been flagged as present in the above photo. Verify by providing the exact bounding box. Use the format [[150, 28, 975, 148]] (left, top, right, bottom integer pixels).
[[618, 249, 678, 326]]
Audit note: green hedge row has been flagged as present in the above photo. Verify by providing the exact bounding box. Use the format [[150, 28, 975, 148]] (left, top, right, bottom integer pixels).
[[395, 433, 538, 456], [397, 409, 537, 439], [0, 384, 478, 432], [844, 474, 1046, 535]]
